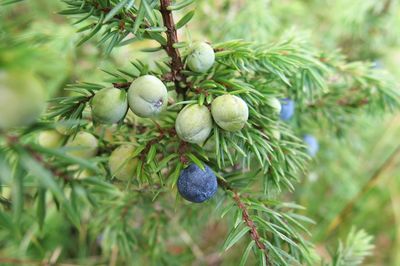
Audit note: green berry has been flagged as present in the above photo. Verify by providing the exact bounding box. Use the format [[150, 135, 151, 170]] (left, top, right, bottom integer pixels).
[[75, 169, 93, 179], [67, 165, 94, 180], [187, 42, 215, 73], [128, 75, 168, 118], [66, 131, 98, 159], [56, 124, 71, 135], [91, 87, 128, 124], [38, 130, 64, 148], [0, 71, 45, 130], [211, 95, 249, 131], [175, 104, 212, 144], [108, 145, 138, 180], [271, 129, 281, 140], [267, 97, 282, 114], [202, 134, 216, 152], [94, 124, 117, 143]]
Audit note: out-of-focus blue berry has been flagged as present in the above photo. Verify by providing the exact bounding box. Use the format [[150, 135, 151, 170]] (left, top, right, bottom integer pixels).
[[177, 163, 218, 203], [372, 60, 384, 69], [279, 98, 295, 121], [303, 134, 319, 157]]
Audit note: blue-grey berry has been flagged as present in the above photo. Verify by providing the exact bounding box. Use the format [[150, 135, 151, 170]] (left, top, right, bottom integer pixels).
[[177, 163, 218, 203], [372, 60, 383, 69], [279, 98, 295, 121], [303, 134, 319, 157]]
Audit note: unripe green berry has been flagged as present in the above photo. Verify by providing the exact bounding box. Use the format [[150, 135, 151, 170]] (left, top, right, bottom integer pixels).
[[108, 145, 138, 180], [91, 87, 128, 124], [211, 95, 249, 131], [267, 97, 282, 114], [128, 75, 168, 118], [0, 71, 45, 130], [66, 131, 98, 159], [75, 169, 93, 179], [94, 124, 117, 143], [202, 134, 216, 152], [175, 104, 212, 144], [271, 129, 281, 140], [187, 42, 215, 73], [38, 130, 64, 148], [56, 124, 71, 135], [67, 165, 94, 180]]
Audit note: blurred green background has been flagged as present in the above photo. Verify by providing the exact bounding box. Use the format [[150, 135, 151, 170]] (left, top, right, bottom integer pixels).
[[1, 0, 400, 265]]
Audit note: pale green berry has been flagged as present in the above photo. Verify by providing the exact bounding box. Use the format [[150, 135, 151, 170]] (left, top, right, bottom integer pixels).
[[202, 134, 216, 152], [1, 187, 11, 199], [108, 145, 138, 180], [94, 124, 117, 143], [67, 164, 95, 179], [128, 75, 168, 118], [187, 42, 215, 73], [56, 124, 71, 135], [211, 95, 249, 131], [38, 130, 64, 148], [66, 165, 91, 179], [0, 71, 45, 130], [75, 169, 93, 179], [267, 97, 281, 114], [271, 129, 281, 140], [66, 131, 98, 159], [91, 87, 128, 124], [175, 104, 212, 144]]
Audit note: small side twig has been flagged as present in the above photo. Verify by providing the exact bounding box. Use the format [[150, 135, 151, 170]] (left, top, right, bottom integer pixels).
[[5, 135, 72, 181], [218, 178, 270, 264]]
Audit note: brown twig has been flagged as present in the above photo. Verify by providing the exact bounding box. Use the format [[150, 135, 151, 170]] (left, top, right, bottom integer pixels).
[[139, 127, 177, 162], [5, 135, 72, 181], [217, 178, 270, 264], [159, 0, 187, 95], [30, 150, 71, 181], [107, 1, 189, 95], [112, 82, 131, 89]]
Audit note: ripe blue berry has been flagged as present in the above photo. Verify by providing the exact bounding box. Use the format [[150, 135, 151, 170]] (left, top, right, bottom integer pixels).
[[279, 98, 295, 121], [177, 163, 218, 203], [303, 134, 319, 157]]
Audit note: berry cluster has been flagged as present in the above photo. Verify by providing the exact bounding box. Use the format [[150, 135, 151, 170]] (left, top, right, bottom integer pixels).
[[36, 42, 319, 203]]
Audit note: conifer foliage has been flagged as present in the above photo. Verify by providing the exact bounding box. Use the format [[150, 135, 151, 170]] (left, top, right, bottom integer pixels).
[[0, 0, 398, 265]]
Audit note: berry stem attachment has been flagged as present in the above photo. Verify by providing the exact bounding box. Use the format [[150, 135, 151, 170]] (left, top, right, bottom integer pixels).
[[159, 0, 187, 95]]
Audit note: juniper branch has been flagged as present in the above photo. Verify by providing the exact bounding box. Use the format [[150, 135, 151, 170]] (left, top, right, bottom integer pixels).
[[4, 134, 72, 181], [159, 0, 187, 95], [218, 178, 270, 264]]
